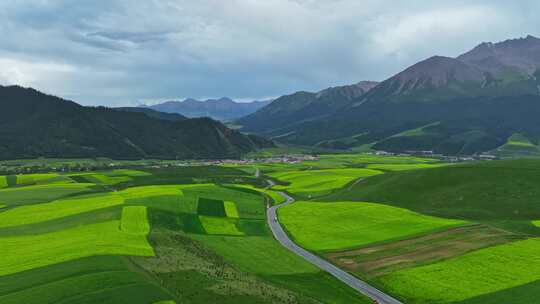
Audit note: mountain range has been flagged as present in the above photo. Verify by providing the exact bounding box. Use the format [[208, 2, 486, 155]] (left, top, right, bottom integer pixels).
[[0, 86, 272, 160], [142, 97, 271, 121], [238, 35, 540, 155]]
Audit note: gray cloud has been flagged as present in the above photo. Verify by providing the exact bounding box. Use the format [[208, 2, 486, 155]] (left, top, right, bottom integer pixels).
[[0, 0, 539, 106]]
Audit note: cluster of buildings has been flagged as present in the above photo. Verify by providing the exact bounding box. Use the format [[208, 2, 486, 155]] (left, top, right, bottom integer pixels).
[[373, 150, 498, 162], [194, 155, 319, 166]]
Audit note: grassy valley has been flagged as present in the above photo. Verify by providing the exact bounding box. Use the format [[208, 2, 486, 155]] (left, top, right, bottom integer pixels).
[[2, 152, 540, 303]]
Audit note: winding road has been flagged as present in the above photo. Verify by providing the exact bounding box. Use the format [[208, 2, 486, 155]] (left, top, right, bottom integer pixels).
[[264, 179, 403, 304]]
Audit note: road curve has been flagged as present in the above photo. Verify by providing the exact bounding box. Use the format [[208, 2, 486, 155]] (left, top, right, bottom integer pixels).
[[266, 188, 403, 304]]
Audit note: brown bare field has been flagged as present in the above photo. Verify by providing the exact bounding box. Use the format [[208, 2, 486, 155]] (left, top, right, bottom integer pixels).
[[325, 224, 524, 278]]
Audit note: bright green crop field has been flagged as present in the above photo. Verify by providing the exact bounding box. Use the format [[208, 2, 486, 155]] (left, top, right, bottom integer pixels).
[[1, 220, 154, 276], [121, 206, 151, 234], [0, 192, 124, 228], [279, 201, 466, 251], [376, 238, 540, 303], [268, 168, 382, 198]]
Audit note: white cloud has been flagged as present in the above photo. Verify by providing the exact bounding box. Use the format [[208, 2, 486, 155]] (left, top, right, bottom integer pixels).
[[0, 0, 538, 105], [0, 57, 75, 89], [373, 5, 509, 58]]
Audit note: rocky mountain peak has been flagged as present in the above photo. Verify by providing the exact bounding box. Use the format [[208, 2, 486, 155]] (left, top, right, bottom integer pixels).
[[458, 34, 540, 74], [387, 56, 484, 93]]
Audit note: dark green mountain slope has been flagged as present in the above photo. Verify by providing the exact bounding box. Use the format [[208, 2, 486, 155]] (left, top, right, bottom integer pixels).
[[237, 81, 378, 133], [261, 93, 540, 154], [116, 107, 187, 121], [240, 35, 540, 155], [0, 86, 272, 160]]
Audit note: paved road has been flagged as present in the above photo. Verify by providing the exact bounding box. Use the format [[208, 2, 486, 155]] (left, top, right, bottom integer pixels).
[[266, 187, 403, 304]]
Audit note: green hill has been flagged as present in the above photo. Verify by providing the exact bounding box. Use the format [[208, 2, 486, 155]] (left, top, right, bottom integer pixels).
[[493, 133, 540, 157], [237, 81, 378, 134], [0, 85, 272, 160], [324, 159, 540, 234], [115, 107, 187, 121]]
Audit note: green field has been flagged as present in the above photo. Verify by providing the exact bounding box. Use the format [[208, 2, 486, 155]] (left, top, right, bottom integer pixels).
[[365, 163, 448, 171], [228, 184, 287, 205], [224, 201, 240, 218], [1, 220, 154, 276], [279, 201, 466, 251], [0, 176, 7, 188], [324, 160, 540, 234], [121, 206, 151, 234], [0, 162, 375, 304], [310, 158, 540, 303], [377, 238, 540, 303], [0, 192, 124, 228], [269, 168, 382, 198], [0, 183, 96, 207], [4, 154, 539, 304], [0, 256, 171, 304], [258, 155, 540, 303]]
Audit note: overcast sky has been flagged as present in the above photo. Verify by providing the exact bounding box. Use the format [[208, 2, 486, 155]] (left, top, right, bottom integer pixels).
[[0, 0, 538, 106]]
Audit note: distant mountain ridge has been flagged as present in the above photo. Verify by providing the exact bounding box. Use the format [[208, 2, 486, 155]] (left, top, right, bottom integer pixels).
[[239, 35, 540, 156], [0, 85, 272, 160], [116, 107, 187, 121], [237, 81, 379, 132], [144, 97, 271, 121]]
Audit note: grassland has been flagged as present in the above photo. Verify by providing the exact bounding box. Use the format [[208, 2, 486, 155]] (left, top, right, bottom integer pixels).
[[325, 160, 540, 233], [279, 201, 466, 252], [493, 133, 540, 157], [268, 168, 382, 198], [307, 158, 540, 303], [190, 234, 368, 303]]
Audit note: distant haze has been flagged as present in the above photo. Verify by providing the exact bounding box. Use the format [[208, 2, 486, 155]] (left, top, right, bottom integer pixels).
[[144, 98, 272, 121], [0, 1, 538, 106]]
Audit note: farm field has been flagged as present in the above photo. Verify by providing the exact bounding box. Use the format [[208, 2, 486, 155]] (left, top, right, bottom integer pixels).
[[279, 201, 466, 251], [274, 157, 540, 304], [324, 159, 540, 234], [0, 160, 375, 304], [2, 154, 540, 304], [268, 168, 382, 198], [376, 238, 540, 303]]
